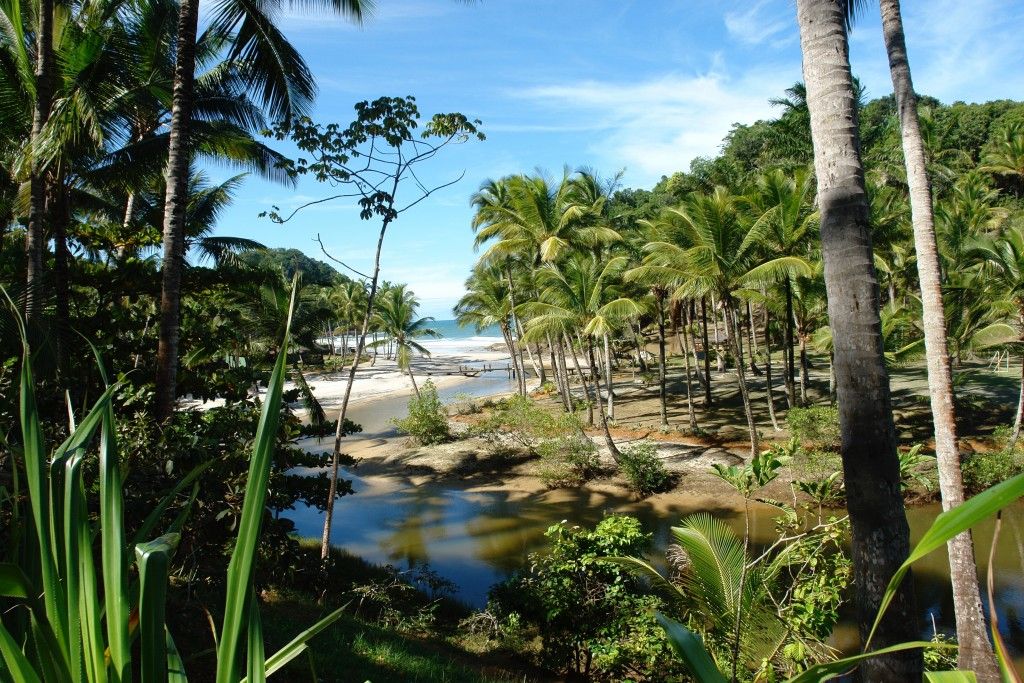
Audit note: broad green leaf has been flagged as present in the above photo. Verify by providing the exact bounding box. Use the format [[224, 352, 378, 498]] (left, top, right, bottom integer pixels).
[[0, 563, 32, 599], [785, 641, 951, 683], [247, 591, 266, 683], [656, 613, 727, 683], [924, 672, 977, 682], [167, 628, 189, 683], [100, 381, 131, 683], [136, 534, 179, 683]]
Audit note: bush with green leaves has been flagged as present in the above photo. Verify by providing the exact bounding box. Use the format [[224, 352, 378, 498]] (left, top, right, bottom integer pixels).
[[537, 435, 601, 488], [619, 441, 672, 495], [490, 515, 681, 681], [962, 447, 1024, 494], [786, 405, 841, 451], [393, 379, 451, 445]]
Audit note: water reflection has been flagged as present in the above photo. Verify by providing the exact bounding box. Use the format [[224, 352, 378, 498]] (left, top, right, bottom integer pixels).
[[284, 473, 1024, 658]]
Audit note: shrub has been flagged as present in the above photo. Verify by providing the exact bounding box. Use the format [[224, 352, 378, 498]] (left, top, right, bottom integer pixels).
[[787, 405, 840, 451], [490, 516, 680, 680], [619, 441, 671, 495], [393, 380, 451, 445], [537, 435, 600, 487], [962, 448, 1024, 494]]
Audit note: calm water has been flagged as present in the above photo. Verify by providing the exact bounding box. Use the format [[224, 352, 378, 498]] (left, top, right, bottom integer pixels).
[[284, 474, 1024, 658]]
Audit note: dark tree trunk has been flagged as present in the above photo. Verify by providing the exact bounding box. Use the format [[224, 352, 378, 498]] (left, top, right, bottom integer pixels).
[[680, 304, 698, 431], [764, 307, 780, 431], [725, 300, 758, 457], [656, 291, 668, 428], [154, 0, 200, 421], [588, 339, 620, 462], [880, 1, 998, 676], [25, 0, 55, 328], [797, 1, 921, 678], [51, 178, 70, 375], [700, 297, 712, 406], [784, 279, 797, 409]]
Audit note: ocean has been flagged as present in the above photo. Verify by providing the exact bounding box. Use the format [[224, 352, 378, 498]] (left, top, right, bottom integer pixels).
[[417, 319, 506, 358]]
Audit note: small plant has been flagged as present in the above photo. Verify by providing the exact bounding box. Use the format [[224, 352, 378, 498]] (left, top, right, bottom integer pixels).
[[619, 441, 672, 495], [538, 435, 601, 487], [962, 447, 1024, 494], [393, 379, 451, 445], [796, 471, 845, 516], [898, 443, 936, 493], [787, 405, 841, 451], [459, 604, 528, 652]]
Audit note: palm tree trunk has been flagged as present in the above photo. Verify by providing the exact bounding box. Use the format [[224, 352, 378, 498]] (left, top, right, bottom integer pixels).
[[547, 332, 570, 410], [700, 297, 712, 405], [25, 0, 54, 328], [747, 302, 760, 375], [321, 212, 393, 560], [1012, 355, 1024, 449], [407, 365, 420, 399], [154, 0, 200, 421], [556, 337, 573, 410], [656, 292, 668, 429], [504, 266, 527, 396], [588, 339, 621, 463], [799, 333, 809, 406], [680, 305, 699, 431], [797, 1, 921, 677], [784, 279, 797, 409], [565, 332, 593, 426], [881, 3, 997, 674], [603, 333, 615, 421], [50, 178, 70, 375], [725, 300, 759, 457], [765, 308, 781, 431], [633, 324, 649, 372]]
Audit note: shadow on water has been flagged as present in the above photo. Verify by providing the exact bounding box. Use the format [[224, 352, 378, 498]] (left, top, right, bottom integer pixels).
[[283, 471, 1024, 659]]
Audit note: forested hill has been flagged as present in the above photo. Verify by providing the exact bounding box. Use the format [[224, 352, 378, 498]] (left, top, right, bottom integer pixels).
[[610, 91, 1024, 219], [240, 247, 351, 287]]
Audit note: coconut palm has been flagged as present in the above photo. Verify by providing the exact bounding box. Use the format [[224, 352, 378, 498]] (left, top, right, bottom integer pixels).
[[879, 2, 998, 675], [981, 122, 1024, 196], [631, 187, 811, 456], [743, 168, 818, 408], [154, 0, 371, 420], [370, 284, 438, 398], [521, 253, 642, 461], [796, 1, 921, 676]]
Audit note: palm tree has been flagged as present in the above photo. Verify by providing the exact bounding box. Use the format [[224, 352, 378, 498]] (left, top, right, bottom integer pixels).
[[795, 1, 921, 677], [521, 254, 642, 461], [632, 188, 810, 456], [371, 285, 439, 397], [154, 0, 371, 420], [743, 169, 817, 408], [878, 1, 998, 676], [981, 122, 1024, 196]]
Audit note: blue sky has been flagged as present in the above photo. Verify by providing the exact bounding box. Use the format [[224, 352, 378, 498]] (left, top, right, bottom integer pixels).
[[211, 0, 1024, 319]]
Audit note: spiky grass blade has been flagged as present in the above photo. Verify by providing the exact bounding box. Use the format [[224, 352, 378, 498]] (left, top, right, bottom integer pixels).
[[99, 378, 130, 683], [216, 279, 298, 682], [241, 604, 348, 681], [166, 628, 188, 683], [0, 619, 43, 683], [246, 591, 266, 683]]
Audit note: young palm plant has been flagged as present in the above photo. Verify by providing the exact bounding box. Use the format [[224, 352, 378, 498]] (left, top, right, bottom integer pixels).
[[370, 284, 439, 398]]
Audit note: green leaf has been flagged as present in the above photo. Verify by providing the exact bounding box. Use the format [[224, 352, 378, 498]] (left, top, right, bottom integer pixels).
[[167, 628, 189, 683], [247, 591, 266, 683], [216, 278, 298, 682], [785, 641, 950, 682], [242, 605, 348, 681], [924, 672, 978, 683], [0, 563, 32, 599], [132, 461, 213, 546], [655, 613, 727, 683], [136, 534, 180, 683], [0, 619, 42, 683], [100, 395, 131, 683]]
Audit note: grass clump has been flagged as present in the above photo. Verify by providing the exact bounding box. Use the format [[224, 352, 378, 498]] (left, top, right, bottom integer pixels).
[[619, 441, 671, 495], [962, 426, 1024, 494], [394, 380, 451, 445], [538, 436, 600, 487]]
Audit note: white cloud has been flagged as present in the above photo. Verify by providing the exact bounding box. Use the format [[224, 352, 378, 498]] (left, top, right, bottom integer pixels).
[[508, 68, 796, 184], [724, 0, 790, 46]]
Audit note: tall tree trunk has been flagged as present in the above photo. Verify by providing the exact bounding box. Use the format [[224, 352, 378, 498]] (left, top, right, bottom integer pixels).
[[603, 333, 615, 421], [565, 332, 593, 426], [588, 339, 621, 462], [407, 364, 420, 399], [25, 0, 54, 328], [700, 297, 712, 405], [504, 267, 527, 396], [880, 2, 999, 675], [656, 291, 668, 429], [154, 0, 200, 421], [321, 215, 392, 560], [633, 324, 649, 372], [725, 300, 759, 457], [747, 302, 760, 375], [784, 279, 797, 409], [548, 332, 570, 411], [764, 308, 781, 431], [50, 178, 70, 375], [796, 1, 921, 678], [799, 332, 809, 406], [1012, 355, 1024, 449], [680, 304, 699, 431]]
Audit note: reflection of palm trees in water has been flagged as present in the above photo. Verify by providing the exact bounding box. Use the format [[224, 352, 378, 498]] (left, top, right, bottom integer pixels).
[[380, 485, 452, 570]]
